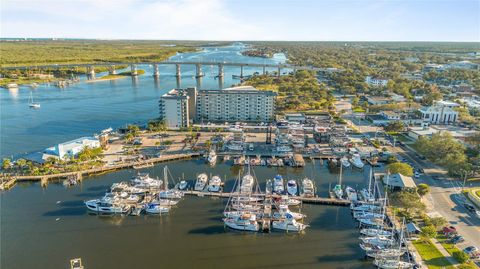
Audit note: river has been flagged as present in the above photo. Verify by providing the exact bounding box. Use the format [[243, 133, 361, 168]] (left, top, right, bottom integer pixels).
[[0, 44, 371, 269]]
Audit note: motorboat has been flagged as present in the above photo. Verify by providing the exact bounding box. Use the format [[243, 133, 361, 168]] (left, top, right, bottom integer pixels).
[[84, 195, 130, 214], [273, 175, 285, 194], [231, 196, 263, 203], [224, 210, 262, 219], [265, 179, 273, 195], [231, 202, 262, 212], [273, 204, 305, 220], [178, 180, 188, 190], [360, 228, 393, 237], [223, 213, 259, 232], [354, 211, 384, 220], [345, 186, 358, 201], [286, 180, 298, 196], [275, 195, 301, 206], [276, 145, 291, 152], [144, 203, 170, 214], [239, 174, 254, 194], [373, 259, 414, 269], [155, 199, 179, 206], [301, 178, 315, 197], [350, 153, 364, 169], [272, 214, 308, 232], [333, 184, 343, 199], [194, 173, 208, 191], [159, 189, 183, 199], [207, 175, 222, 192], [207, 150, 217, 165], [131, 173, 163, 189], [341, 156, 350, 168]]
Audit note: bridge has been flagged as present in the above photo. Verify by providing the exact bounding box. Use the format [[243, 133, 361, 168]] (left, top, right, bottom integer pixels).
[[0, 61, 341, 79]]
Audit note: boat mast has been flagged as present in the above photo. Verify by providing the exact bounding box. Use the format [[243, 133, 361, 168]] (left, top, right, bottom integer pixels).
[[163, 166, 168, 190]]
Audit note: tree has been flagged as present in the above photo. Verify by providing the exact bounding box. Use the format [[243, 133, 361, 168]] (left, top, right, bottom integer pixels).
[[2, 158, 11, 170], [390, 191, 426, 213], [387, 162, 413, 176], [124, 133, 134, 143], [417, 183, 430, 196], [420, 225, 437, 238], [386, 156, 398, 164], [427, 216, 447, 229], [453, 251, 470, 264], [384, 121, 405, 132]]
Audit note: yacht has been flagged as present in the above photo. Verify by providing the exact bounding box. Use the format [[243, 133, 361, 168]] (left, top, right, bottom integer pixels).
[[131, 173, 162, 189], [144, 203, 170, 214], [341, 156, 350, 168], [345, 186, 358, 201], [206, 150, 217, 166], [272, 214, 308, 232], [333, 184, 343, 199], [373, 259, 414, 269], [273, 204, 305, 220], [85, 195, 129, 214], [159, 189, 183, 199], [207, 175, 222, 192], [286, 180, 298, 196], [350, 153, 364, 169], [273, 175, 285, 194], [239, 174, 254, 194], [223, 213, 259, 232], [194, 173, 208, 191], [301, 178, 315, 197]]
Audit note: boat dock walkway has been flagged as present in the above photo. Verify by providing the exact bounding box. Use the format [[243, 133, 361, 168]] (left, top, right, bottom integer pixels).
[[183, 190, 351, 206], [0, 153, 200, 189]]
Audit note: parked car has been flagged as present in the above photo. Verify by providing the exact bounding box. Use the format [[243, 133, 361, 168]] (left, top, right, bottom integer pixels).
[[442, 226, 457, 235], [450, 235, 465, 244], [414, 172, 420, 178], [463, 246, 479, 258], [464, 203, 477, 213]]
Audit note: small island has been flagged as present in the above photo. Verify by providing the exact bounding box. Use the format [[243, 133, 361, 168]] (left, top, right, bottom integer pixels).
[[86, 69, 146, 83]]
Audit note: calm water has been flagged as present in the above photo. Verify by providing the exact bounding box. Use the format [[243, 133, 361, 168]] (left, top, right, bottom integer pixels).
[[1, 44, 371, 269]]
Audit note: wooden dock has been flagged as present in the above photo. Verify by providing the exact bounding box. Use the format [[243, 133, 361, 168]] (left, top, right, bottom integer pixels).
[[183, 191, 351, 206]]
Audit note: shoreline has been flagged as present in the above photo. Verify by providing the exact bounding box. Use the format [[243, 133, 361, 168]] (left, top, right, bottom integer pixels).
[[84, 75, 129, 83]]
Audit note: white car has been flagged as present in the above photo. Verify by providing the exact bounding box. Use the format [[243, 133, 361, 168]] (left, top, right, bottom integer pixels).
[[414, 172, 420, 178]]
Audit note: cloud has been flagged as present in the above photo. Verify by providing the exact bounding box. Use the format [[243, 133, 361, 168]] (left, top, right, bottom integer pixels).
[[0, 0, 266, 40]]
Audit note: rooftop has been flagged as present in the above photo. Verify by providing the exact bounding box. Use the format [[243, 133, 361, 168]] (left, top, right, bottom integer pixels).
[[384, 173, 417, 189], [199, 86, 277, 95]]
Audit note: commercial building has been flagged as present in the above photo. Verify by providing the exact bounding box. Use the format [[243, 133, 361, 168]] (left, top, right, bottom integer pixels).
[[159, 89, 194, 128], [44, 137, 100, 160], [365, 76, 389, 87], [383, 173, 417, 191], [196, 86, 277, 123], [418, 101, 459, 124]]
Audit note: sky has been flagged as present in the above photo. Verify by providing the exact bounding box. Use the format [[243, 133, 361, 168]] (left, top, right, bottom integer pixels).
[[1, 0, 479, 42]]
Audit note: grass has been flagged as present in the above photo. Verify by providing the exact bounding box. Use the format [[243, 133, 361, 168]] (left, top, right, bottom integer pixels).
[[413, 238, 455, 269]]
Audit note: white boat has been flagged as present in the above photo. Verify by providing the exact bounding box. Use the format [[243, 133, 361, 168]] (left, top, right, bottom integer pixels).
[[341, 157, 350, 168], [354, 211, 384, 220], [373, 259, 414, 269], [178, 180, 188, 190], [223, 213, 259, 232], [159, 189, 183, 199], [361, 236, 396, 247], [346, 186, 358, 201], [227, 143, 243, 151], [333, 184, 343, 199], [207, 150, 217, 165], [360, 228, 393, 237], [84, 196, 129, 214], [350, 153, 364, 169], [351, 204, 381, 212], [239, 174, 254, 194], [359, 218, 385, 227], [265, 179, 273, 195], [301, 178, 315, 197], [273, 175, 284, 194], [145, 203, 170, 214], [276, 145, 291, 152], [7, 83, 18, 89], [360, 188, 375, 202], [272, 214, 308, 232], [231, 202, 262, 211], [207, 175, 222, 192], [286, 180, 298, 196], [28, 92, 41, 108], [131, 173, 163, 189], [367, 248, 405, 259], [223, 210, 262, 219], [155, 199, 179, 206], [194, 173, 208, 191], [273, 204, 305, 220]]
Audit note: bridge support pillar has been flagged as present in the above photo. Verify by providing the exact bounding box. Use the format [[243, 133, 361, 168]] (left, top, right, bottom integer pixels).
[[175, 64, 181, 77], [153, 64, 160, 77], [87, 66, 95, 79], [109, 65, 117, 75], [240, 65, 244, 78], [217, 64, 224, 77], [131, 64, 138, 76], [277, 66, 281, 78], [195, 64, 204, 78], [263, 66, 266, 75]]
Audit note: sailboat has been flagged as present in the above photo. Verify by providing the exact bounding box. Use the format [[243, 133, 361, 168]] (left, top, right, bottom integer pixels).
[[28, 92, 40, 108], [159, 166, 184, 199], [333, 164, 344, 199]]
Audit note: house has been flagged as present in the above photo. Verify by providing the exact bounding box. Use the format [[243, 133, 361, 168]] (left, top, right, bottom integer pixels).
[[383, 173, 417, 191], [285, 113, 306, 123], [366, 96, 392, 105], [423, 64, 444, 72], [445, 61, 479, 70], [380, 111, 401, 120], [408, 126, 439, 140], [418, 101, 459, 124], [391, 93, 407, 103], [365, 76, 389, 87]]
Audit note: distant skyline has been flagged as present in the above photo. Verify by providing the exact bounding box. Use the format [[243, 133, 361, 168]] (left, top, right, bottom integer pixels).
[[1, 0, 479, 42]]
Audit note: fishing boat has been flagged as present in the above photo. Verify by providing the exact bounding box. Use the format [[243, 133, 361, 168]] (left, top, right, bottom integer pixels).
[[144, 203, 170, 214], [272, 214, 308, 232], [346, 186, 358, 201], [373, 259, 414, 269], [194, 173, 208, 191], [286, 179, 298, 196], [350, 153, 364, 169], [273, 175, 285, 194], [223, 213, 259, 232], [206, 150, 217, 166], [301, 178, 315, 197], [28, 92, 41, 108], [178, 180, 188, 190], [207, 175, 222, 192], [341, 156, 350, 168]]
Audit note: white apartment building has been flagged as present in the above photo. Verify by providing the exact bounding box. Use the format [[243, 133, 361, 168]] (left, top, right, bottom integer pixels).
[[196, 86, 277, 122], [159, 89, 191, 128], [365, 76, 389, 87], [418, 101, 459, 124]]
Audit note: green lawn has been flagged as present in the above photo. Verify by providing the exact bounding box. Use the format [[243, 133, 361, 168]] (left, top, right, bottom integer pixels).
[[413, 239, 455, 269]]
